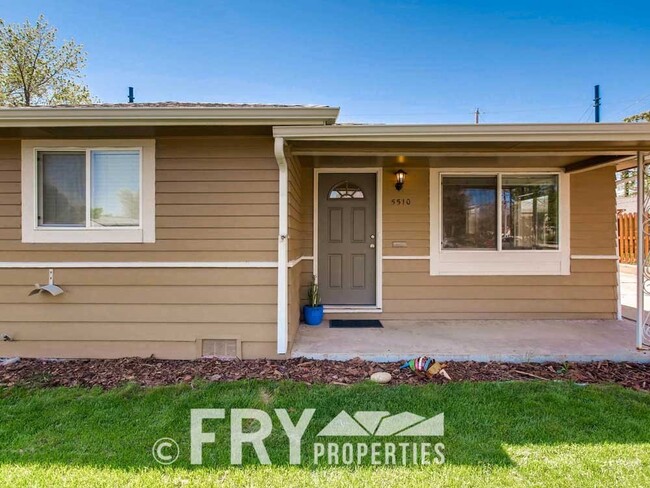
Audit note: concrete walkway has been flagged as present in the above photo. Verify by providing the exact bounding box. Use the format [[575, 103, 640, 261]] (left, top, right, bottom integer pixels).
[[619, 264, 650, 320], [291, 318, 650, 363]]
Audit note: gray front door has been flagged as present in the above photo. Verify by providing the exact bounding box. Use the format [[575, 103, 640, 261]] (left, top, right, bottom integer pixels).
[[318, 173, 376, 305]]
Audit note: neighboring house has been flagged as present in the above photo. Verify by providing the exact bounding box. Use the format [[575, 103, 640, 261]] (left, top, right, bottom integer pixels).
[[0, 103, 648, 359], [616, 195, 637, 213]]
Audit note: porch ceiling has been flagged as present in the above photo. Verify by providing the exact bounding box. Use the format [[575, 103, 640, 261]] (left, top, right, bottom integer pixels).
[[295, 153, 632, 172], [288, 140, 643, 156], [277, 123, 650, 172]]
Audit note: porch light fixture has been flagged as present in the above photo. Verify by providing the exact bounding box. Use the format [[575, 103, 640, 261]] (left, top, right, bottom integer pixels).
[[394, 169, 407, 191]]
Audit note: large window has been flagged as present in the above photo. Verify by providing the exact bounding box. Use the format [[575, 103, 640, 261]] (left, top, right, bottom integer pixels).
[[38, 150, 140, 228], [22, 140, 155, 243], [442, 176, 497, 249], [431, 170, 568, 275], [501, 175, 558, 250], [441, 174, 558, 251]]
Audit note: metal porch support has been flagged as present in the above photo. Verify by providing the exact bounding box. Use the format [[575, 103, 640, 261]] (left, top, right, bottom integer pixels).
[[636, 151, 650, 349]]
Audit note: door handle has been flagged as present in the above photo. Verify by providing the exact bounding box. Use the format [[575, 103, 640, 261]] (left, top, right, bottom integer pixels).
[[370, 243, 376, 249]]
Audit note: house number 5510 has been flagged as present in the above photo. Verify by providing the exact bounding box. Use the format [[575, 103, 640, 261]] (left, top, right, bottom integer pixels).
[[391, 198, 411, 206]]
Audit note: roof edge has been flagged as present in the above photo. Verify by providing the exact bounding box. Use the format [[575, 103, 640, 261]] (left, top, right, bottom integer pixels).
[[0, 106, 340, 127], [273, 122, 650, 142]]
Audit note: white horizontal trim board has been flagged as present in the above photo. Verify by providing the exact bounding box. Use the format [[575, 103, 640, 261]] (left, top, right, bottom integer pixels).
[[383, 255, 615, 263], [383, 256, 430, 260], [570, 255, 619, 260], [0, 262, 278, 269], [0, 255, 614, 270], [287, 255, 314, 268], [324, 306, 382, 314]]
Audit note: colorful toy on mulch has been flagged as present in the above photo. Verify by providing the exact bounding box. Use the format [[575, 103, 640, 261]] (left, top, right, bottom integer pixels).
[[400, 356, 451, 380]]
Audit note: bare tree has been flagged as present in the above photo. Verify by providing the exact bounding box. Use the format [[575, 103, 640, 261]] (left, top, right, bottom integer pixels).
[[0, 15, 93, 106]]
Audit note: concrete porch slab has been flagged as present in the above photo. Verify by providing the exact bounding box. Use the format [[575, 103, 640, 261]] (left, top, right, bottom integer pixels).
[[619, 265, 650, 320], [291, 319, 650, 363]]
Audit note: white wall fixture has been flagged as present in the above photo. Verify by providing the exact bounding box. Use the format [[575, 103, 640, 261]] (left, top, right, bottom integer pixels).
[[29, 269, 64, 297]]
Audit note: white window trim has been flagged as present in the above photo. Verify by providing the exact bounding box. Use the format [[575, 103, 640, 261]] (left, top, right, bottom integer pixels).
[[429, 168, 570, 276], [21, 139, 156, 243]]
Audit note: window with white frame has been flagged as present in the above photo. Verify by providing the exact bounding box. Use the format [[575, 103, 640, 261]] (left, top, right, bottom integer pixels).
[[430, 170, 569, 276], [21, 140, 155, 243]]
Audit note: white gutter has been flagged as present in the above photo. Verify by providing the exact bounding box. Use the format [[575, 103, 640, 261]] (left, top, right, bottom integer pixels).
[[273, 137, 289, 355], [273, 122, 650, 144], [0, 106, 340, 127]]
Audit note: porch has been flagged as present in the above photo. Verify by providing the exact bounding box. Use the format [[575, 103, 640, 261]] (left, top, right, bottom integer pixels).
[[277, 124, 650, 358], [291, 318, 650, 363]]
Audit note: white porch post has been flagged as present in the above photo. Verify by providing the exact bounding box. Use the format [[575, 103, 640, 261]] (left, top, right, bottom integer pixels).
[[636, 151, 647, 349]]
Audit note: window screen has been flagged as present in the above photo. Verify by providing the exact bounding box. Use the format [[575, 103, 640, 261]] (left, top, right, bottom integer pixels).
[[90, 151, 140, 227], [38, 151, 86, 226]]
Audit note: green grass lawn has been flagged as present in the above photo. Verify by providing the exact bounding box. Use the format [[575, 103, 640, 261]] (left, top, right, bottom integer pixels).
[[0, 380, 649, 487]]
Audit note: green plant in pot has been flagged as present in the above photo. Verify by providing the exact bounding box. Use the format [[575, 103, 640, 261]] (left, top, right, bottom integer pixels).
[[303, 275, 324, 326]]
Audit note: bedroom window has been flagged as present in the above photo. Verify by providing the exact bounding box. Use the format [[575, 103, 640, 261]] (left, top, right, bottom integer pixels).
[[22, 140, 155, 243], [431, 170, 569, 276], [38, 150, 140, 228]]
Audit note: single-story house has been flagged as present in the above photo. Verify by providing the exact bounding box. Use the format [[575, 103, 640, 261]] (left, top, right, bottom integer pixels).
[[0, 103, 649, 360]]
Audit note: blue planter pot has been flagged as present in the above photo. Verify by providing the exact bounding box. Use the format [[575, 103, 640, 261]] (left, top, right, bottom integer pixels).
[[303, 305, 324, 326]]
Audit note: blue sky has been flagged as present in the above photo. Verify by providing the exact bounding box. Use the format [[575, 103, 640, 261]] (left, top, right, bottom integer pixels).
[[2, 0, 650, 123]]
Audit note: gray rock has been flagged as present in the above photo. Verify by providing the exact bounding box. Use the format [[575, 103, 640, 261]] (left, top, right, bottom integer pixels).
[[370, 372, 392, 384]]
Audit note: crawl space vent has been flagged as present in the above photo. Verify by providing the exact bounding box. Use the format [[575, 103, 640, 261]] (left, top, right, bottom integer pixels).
[[202, 339, 237, 358]]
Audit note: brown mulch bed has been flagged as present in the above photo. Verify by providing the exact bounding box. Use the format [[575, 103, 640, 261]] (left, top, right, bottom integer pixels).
[[0, 357, 649, 391]]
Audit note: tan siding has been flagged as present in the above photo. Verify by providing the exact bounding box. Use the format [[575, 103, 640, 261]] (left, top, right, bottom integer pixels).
[[570, 166, 616, 255], [300, 162, 314, 258], [0, 341, 199, 360], [288, 263, 302, 346], [295, 161, 616, 321], [287, 154, 310, 339], [0, 135, 619, 359], [0, 268, 278, 359], [0, 136, 282, 359], [0, 137, 279, 262], [378, 164, 617, 319], [299, 261, 314, 308], [287, 154, 303, 261], [3, 323, 278, 342], [325, 312, 615, 320], [383, 167, 429, 256], [335, 256, 617, 322]]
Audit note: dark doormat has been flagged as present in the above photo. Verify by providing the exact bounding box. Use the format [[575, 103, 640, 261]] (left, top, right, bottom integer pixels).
[[329, 319, 383, 328]]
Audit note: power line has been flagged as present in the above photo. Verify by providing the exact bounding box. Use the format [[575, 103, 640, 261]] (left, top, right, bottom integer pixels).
[[341, 90, 650, 121], [610, 92, 650, 119], [577, 103, 593, 123], [344, 103, 590, 118], [482, 103, 590, 115]]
